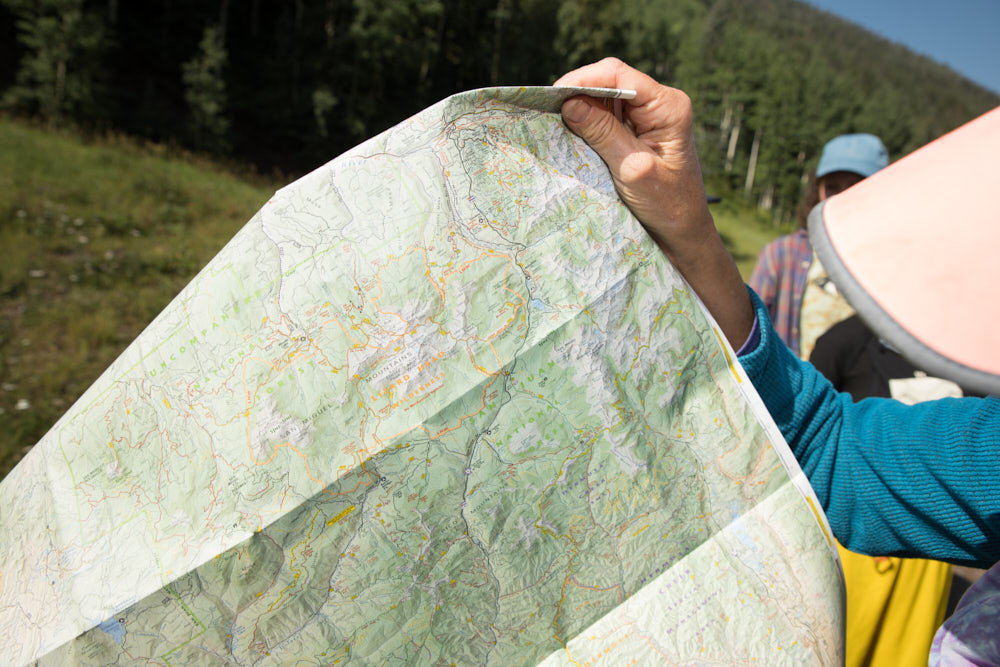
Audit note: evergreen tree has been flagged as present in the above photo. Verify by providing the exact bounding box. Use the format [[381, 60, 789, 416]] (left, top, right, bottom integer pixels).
[[182, 25, 230, 153], [2, 0, 108, 125]]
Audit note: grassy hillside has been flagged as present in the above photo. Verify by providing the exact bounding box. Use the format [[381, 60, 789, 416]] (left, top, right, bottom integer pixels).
[[0, 119, 781, 480], [0, 119, 276, 477]]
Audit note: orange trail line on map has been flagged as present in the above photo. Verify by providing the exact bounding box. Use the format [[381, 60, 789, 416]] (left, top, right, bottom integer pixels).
[[374, 372, 503, 444], [239, 400, 325, 490]]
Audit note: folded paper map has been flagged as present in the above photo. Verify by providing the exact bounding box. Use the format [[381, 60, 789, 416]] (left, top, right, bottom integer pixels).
[[0, 86, 842, 665]]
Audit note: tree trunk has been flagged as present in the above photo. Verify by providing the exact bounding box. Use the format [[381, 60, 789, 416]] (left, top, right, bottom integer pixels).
[[725, 102, 742, 173], [744, 127, 761, 195], [53, 59, 66, 124], [490, 0, 508, 85], [720, 97, 732, 137], [758, 183, 773, 211], [725, 123, 740, 172]]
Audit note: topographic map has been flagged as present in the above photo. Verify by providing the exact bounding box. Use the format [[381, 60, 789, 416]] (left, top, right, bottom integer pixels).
[[0, 87, 843, 665]]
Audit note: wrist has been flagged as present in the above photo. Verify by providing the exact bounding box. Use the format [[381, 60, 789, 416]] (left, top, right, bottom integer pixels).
[[650, 210, 754, 349], [652, 206, 718, 270]]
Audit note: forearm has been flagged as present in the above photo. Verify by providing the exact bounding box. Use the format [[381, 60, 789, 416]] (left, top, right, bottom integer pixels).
[[739, 290, 1000, 567], [656, 211, 753, 350]]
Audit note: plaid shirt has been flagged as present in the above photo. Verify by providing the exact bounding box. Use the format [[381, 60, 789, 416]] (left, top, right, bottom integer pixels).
[[748, 229, 812, 353]]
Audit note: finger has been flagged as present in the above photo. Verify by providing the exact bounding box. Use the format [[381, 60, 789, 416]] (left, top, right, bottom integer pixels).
[[556, 58, 692, 144], [561, 95, 650, 176], [554, 57, 658, 105]]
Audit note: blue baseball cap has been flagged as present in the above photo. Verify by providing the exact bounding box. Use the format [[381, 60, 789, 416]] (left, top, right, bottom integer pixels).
[[816, 133, 889, 179]]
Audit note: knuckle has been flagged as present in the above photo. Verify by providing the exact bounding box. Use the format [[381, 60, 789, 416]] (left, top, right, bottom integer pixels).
[[670, 90, 695, 126], [669, 87, 692, 108], [619, 151, 659, 185]]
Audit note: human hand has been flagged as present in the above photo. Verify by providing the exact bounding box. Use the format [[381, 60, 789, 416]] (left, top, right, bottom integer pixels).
[[555, 58, 753, 348], [554, 58, 712, 258]]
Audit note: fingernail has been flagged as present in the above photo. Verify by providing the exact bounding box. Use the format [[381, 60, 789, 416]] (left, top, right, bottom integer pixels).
[[563, 98, 589, 124]]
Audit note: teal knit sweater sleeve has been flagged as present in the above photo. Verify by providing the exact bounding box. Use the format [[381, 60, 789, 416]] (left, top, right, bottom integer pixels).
[[738, 290, 1000, 568]]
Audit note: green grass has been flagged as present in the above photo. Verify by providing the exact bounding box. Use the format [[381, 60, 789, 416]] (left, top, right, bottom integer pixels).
[[706, 185, 791, 281], [0, 120, 786, 481], [0, 119, 277, 478]]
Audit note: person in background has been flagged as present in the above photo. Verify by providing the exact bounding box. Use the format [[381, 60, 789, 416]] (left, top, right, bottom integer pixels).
[[811, 314, 967, 403], [748, 133, 888, 356], [555, 57, 1000, 665]]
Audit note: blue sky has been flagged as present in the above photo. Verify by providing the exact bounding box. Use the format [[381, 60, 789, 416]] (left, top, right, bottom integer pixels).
[[800, 0, 1000, 96]]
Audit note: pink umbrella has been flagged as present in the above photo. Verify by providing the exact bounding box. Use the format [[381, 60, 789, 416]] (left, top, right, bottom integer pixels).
[[810, 106, 1000, 395]]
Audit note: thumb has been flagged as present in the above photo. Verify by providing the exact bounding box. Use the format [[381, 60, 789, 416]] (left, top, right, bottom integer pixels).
[[561, 96, 637, 170]]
